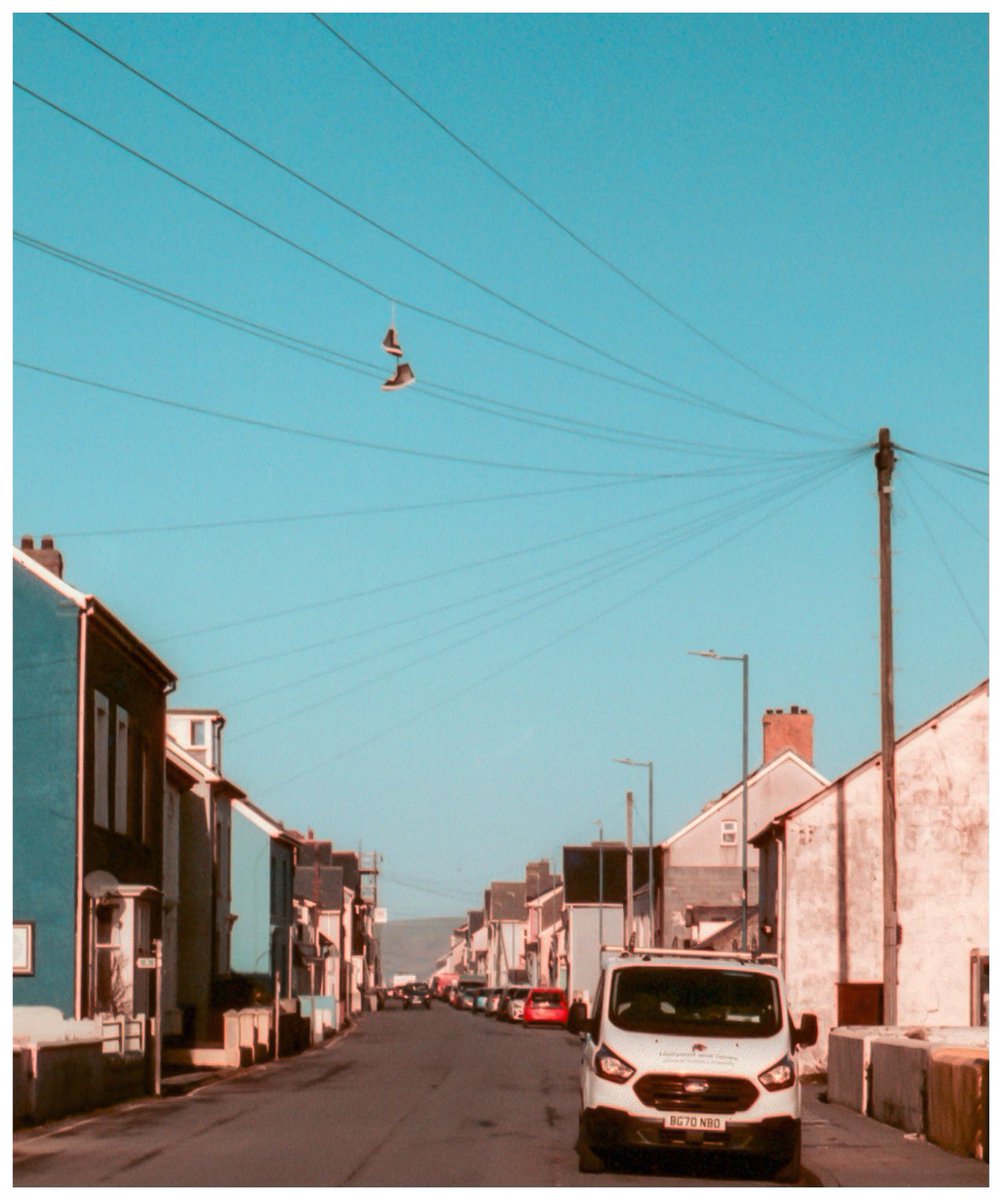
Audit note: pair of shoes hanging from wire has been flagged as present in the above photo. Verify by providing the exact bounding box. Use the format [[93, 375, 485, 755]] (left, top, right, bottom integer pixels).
[[381, 306, 415, 391]]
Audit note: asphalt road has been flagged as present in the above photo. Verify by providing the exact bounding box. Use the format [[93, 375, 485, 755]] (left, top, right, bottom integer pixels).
[[12, 1004, 990, 1187]]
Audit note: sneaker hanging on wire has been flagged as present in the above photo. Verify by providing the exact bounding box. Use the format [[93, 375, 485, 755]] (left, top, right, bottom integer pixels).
[[381, 361, 415, 391], [381, 326, 403, 357]]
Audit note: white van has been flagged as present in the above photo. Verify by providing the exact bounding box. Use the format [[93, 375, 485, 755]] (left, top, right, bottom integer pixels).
[[567, 948, 818, 1179]]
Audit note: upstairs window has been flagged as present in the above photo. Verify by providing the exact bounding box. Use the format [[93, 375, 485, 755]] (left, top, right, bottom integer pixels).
[[114, 707, 129, 834], [721, 819, 738, 846], [93, 691, 110, 828], [190, 719, 206, 747]]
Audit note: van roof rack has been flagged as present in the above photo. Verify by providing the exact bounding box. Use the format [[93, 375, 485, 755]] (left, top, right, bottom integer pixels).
[[599, 945, 778, 966]]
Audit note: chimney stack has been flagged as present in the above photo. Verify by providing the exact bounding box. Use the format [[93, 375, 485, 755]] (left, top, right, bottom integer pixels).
[[20, 535, 64, 579], [762, 706, 814, 765]]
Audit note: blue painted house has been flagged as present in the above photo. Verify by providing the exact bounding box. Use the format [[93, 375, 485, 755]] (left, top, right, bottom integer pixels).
[[229, 798, 297, 996], [13, 539, 176, 1022]]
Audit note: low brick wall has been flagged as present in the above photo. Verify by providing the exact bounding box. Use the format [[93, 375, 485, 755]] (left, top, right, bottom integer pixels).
[[927, 1047, 988, 1162], [13, 1040, 147, 1128]]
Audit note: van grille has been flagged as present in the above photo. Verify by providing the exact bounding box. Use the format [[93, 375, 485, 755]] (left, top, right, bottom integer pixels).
[[633, 1074, 759, 1114]]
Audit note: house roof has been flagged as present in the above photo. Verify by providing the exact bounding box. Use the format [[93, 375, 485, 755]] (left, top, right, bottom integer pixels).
[[749, 678, 989, 844], [14, 545, 176, 689], [294, 864, 344, 910], [488, 881, 527, 920], [660, 749, 828, 851], [231, 796, 296, 845], [165, 735, 247, 800]]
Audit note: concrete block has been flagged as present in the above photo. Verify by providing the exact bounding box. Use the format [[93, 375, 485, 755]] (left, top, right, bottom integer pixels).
[[927, 1047, 988, 1161], [869, 1037, 930, 1133], [827, 1027, 888, 1112]]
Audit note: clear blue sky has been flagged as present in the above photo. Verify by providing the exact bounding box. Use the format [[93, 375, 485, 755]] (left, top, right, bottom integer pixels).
[[12, 13, 988, 920]]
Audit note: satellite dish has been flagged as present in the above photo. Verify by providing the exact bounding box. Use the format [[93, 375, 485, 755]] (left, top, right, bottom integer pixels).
[[83, 870, 120, 900]]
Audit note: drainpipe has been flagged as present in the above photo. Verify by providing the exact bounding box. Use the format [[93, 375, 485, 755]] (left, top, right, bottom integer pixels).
[[74, 602, 94, 1019]]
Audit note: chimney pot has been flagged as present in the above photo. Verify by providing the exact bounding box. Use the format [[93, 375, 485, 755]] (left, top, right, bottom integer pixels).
[[762, 706, 814, 765], [20, 535, 64, 579]]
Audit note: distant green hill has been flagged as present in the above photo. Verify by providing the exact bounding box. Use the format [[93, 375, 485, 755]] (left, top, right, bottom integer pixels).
[[377, 916, 462, 983]]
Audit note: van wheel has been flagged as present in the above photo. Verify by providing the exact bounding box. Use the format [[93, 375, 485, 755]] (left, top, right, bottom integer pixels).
[[577, 1117, 606, 1174], [771, 1133, 801, 1183]]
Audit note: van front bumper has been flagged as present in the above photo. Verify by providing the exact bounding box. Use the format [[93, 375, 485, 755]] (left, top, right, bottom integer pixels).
[[581, 1106, 799, 1159]]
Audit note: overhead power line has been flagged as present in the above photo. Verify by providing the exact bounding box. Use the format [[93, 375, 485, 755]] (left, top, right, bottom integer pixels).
[[13, 360, 673, 481], [51, 11, 845, 442], [899, 474, 987, 646], [13, 79, 850, 443], [312, 14, 862, 440], [182, 454, 860, 678], [894, 443, 988, 482], [219, 454, 858, 718], [255, 451, 859, 795], [17, 232, 841, 464]]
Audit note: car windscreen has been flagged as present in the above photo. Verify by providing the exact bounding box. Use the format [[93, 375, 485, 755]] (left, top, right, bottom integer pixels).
[[608, 966, 782, 1038], [528, 992, 563, 1007]]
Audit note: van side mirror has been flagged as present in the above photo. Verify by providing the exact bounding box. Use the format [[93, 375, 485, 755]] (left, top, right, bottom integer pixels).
[[794, 1013, 819, 1049], [567, 1000, 593, 1038]]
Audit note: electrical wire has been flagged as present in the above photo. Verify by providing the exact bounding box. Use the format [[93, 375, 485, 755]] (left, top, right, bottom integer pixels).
[[312, 14, 864, 441], [16, 232, 845, 464], [900, 459, 987, 543], [155, 450, 859, 646], [894, 443, 988, 483], [13, 360, 673, 481], [49, 11, 858, 446], [227, 456, 858, 733], [13, 80, 853, 444], [253, 452, 859, 795], [182, 454, 860, 678], [898, 472, 987, 646]]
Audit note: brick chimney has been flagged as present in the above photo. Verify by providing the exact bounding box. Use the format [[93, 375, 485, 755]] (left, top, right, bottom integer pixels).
[[762, 706, 813, 765], [20, 535, 64, 579]]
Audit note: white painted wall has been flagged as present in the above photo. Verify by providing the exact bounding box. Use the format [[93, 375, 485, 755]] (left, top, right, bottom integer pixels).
[[780, 683, 988, 1073]]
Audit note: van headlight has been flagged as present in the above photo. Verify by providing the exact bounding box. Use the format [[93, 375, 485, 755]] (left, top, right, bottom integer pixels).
[[594, 1044, 636, 1084], [758, 1054, 796, 1091]]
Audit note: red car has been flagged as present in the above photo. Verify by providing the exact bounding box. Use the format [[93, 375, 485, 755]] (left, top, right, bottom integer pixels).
[[522, 987, 569, 1027]]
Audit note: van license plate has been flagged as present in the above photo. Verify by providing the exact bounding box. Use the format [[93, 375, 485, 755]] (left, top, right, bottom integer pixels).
[[665, 1114, 724, 1131]]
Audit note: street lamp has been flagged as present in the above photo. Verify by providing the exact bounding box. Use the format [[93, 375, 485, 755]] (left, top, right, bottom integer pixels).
[[614, 758, 655, 946], [689, 649, 750, 952], [593, 819, 604, 953]]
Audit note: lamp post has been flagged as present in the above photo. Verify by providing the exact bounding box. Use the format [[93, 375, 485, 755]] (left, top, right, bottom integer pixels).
[[689, 649, 750, 952], [614, 758, 655, 945]]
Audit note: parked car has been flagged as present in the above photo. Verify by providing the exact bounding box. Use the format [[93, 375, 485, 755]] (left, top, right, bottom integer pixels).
[[484, 987, 504, 1017], [502, 985, 531, 1022], [402, 982, 432, 1009], [450, 978, 485, 1008], [455, 980, 486, 1010], [523, 987, 569, 1027], [568, 949, 818, 1178], [472, 987, 490, 1014]]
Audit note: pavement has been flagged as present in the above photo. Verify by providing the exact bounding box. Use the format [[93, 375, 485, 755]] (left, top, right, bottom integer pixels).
[[801, 1083, 988, 1187]]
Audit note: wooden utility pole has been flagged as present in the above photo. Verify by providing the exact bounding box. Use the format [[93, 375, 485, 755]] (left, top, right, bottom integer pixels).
[[875, 427, 898, 1026]]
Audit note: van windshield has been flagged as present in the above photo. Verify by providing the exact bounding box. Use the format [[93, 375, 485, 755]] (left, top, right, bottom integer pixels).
[[608, 966, 782, 1038]]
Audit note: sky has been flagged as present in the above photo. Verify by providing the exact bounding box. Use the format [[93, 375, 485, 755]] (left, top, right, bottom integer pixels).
[[10, 12, 988, 922]]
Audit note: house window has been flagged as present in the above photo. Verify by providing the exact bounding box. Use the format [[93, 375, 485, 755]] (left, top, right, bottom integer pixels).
[[114, 707, 129, 834], [93, 691, 110, 828], [721, 819, 738, 846], [190, 719, 206, 747], [141, 742, 153, 846]]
